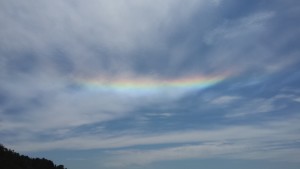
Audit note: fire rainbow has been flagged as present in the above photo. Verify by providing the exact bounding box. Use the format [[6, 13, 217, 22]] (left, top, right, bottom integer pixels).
[[77, 74, 228, 95]]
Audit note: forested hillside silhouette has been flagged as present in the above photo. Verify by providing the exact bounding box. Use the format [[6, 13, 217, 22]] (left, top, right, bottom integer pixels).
[[0, 144, 67, 169]]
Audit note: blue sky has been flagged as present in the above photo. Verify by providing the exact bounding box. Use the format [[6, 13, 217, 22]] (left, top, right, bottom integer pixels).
[[1, 0, 300, 169]]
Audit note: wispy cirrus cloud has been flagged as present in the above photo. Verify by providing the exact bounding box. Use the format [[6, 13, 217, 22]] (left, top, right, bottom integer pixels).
[[1, 1, 300, 169], [7, 115, 300, 153], [0, 0, 224, 136], [210, 95, 241, 105], [102, 117, 300, 167]]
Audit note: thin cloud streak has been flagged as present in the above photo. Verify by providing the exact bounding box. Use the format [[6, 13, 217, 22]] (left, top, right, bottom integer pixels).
[[8, 116, 300, 152]]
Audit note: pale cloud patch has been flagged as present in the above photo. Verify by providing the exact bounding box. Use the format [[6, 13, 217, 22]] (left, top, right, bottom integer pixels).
[[293, 97, 300, 102], [204, 11, 275, 45], [104, 143, 247, 167], [210, 96, 241, 105], [146, 112, 173, 118], [200, 10, 297, 76], [229, 99, 275, 117], [225, 92, 297, 118]]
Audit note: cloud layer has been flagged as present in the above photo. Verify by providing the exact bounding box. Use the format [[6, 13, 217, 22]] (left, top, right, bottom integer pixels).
[[1, 0, 300, 169]]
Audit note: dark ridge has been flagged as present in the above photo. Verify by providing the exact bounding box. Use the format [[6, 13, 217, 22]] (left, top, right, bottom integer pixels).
[[0, 144, 67, 169]]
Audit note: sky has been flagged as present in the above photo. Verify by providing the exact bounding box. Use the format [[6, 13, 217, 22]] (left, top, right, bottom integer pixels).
[[1, 0, 300, 169]]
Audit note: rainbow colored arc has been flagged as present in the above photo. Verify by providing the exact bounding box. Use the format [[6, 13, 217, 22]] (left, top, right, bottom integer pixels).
[[77, 74, 227, 95]]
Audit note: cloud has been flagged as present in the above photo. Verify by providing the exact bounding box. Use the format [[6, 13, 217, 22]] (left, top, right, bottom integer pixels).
[[105, 143, 247, 167], [1, 0, 299, 79], [107, 144, 300, 167], [293, 98, 300, 102], [100, 117, 300, 167], [146, 112, 173, 118], [226, 98, 276, 118], [3, 0, 292, 79], [204, 11, 275, 45], [201, 12, 281, 75], [0, 0, 228, 146], [224, 90, 300, 118], [1, 1, 300, 168], [210, 95, 241, 105], [104, 140, 300, 167], [0, 0, 216, 105], [0, 0, 216, 76], [7, 115, 300, 153]]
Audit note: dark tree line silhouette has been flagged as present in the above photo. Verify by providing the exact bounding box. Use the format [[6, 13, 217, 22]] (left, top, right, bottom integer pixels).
[[0, 144, 67, 169]]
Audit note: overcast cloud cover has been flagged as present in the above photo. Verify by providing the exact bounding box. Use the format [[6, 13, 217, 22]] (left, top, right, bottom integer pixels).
[[1, 0, 300, 169]]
